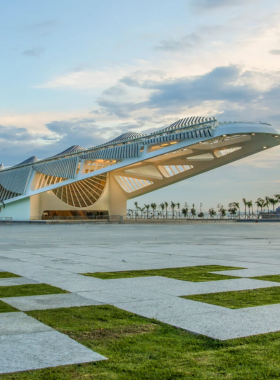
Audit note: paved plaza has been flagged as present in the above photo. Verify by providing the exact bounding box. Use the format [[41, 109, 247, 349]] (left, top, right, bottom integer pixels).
[[0, 222, 280, 374]]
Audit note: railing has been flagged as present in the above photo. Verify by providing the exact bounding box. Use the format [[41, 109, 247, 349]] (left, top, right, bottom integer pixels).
[[28, 212, 280, 222], [30, 215, 124, 223], [125, 211, 270, 220], [0, 217, 12, 225]]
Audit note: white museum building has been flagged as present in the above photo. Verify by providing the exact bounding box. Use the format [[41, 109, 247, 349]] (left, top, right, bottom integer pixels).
[[0, 117, 279, 221]]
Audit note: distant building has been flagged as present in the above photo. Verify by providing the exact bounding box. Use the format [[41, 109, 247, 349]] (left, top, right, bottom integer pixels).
[[0, 117, 279, 220]]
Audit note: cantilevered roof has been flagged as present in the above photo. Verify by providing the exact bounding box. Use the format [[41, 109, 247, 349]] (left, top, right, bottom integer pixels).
[[0, 116, 220, 171]]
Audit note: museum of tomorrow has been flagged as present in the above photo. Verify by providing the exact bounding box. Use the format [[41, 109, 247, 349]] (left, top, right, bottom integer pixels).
[[0, 116, 279, 220]]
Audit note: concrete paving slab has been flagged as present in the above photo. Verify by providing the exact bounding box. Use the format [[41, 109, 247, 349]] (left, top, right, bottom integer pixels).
[[2, 293, 104, 311], [77, 287, 167, 304], [0, 312, 53, 336], [107, 277, 280, 297], [0, 331, 106, 374], [1, 223, 280, 342], [165, 304, 280, 340], [39, 274, 107, 292], [113, 297, 228, 320], [211, 269, 280, 277], [0, 277, 39, 287]]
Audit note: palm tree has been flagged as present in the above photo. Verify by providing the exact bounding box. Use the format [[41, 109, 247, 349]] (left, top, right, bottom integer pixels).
[[228, 203, 238, 218], [257, 198, 265, 214], [134, 202, 139, 216], [265, 196, 271, 213], [269, 197, 279, 212], [191, 204, 196, 219], [144, 204, 150, 219], [208, 208, 216, 218], [232, 202, 240, 218], [247, 200, 253, 218], [177, 203, 181, 219], [217, 203, 226, 219], [184, 203, 189, 219], [182, 208, 187, 218], [170, 201, 176, 219], [275, 194, 280, 202], [165, 202, 169, 219], [151, 203, 157, 218], [228, 206, 237, 218], [242, 198, 247, 219], [160, 203, 165, 219], [255, 199, 263, 218], [139, 207, 145, 218]]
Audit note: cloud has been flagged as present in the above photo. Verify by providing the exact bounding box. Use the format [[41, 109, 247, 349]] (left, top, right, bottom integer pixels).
[[191, 0, 258, 11], [45, 117, 108, 148], [22, 47, 44, 57], [97, 65, 260, 117], [35, 67, 131, 89], [0, 124, 58, 166], [155, 33, 202, 52], [0, 118, 106, 166], [22, 20, 58, 36], [270, 50, 280, 55], [102, 85, 127, 97]]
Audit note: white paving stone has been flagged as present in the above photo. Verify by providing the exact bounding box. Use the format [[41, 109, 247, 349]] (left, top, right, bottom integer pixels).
[[2, 293, 104, 311], [113, 297, 228, 319], [0, 312, 53, 336], [0, 331, 107, 374], [0, 277, 39, 287], [76, 287, 168, 304], [210, 269, 280, 277], [1, 223, 280, 343], [163, 304, 280, 340]]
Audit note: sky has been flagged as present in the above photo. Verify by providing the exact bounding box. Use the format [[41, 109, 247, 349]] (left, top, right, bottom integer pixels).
[[1, 0, 280, 211]]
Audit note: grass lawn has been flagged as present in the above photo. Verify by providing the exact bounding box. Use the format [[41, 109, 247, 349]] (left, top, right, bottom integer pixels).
[[253, 274, 280, 282], [183, 286, 280, 309], [82, 265, 243, 282], [0, 284, 68, 298], [0, 272, 21, 278], [0, 305, 279, 379], [0, 299, 18, 313]]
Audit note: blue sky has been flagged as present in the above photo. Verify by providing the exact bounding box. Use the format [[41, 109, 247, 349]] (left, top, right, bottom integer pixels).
[[1, 0, 280, 210]]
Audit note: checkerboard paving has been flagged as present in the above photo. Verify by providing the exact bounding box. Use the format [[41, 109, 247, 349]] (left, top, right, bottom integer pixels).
[[1, 223, 280, 373]]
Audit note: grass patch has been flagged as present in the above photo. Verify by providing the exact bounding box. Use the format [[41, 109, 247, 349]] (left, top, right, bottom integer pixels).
[[183, 286, 280, 309], [253, 274, 280, 283], [0, 305, 279, 379], [0, 284, 68, 298], [0, 299, 19, 313], [82, 265, 243, 282], [0, 272, 21, 279]]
